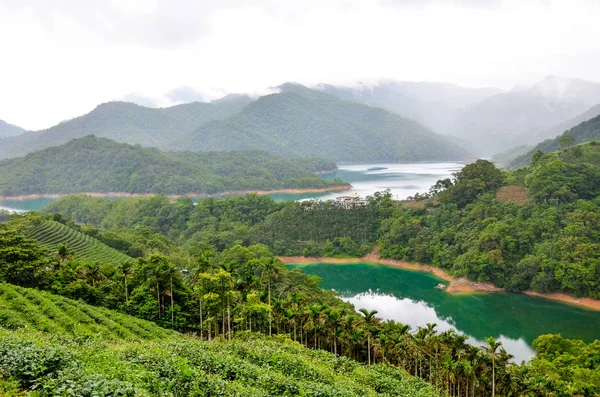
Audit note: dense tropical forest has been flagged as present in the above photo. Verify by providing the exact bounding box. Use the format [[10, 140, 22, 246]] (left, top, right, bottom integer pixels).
[[1, 208, 599, 396], [0, 136, 344, 196], [40, 141, 600, 298]]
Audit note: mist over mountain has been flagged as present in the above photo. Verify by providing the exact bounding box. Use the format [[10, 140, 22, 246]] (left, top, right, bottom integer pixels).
[[0, 119, 25, 138], [317, 80, 501, 136], [175, 83, 469, 162], [504, 113, 600, 170], [454, 76, 600, 155], [0, 96, 252, 159]]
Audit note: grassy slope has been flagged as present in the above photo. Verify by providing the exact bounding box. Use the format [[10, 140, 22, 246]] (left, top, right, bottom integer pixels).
[[25, 220, 134, 264], [0, 283, 437, 396]]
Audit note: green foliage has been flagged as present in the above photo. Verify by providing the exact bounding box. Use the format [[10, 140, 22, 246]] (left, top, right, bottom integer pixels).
[[0, 136, 342, 196]]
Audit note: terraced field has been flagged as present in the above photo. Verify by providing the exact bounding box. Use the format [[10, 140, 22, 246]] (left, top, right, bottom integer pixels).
[[0, 283, 172, 340], [26, 220, 133, 264]]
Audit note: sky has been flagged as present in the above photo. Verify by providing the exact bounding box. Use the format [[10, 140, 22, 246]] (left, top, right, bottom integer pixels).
[[1, 0, 600, 130]]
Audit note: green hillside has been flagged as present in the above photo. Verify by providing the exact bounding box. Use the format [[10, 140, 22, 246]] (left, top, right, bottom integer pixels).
[[0, 97, 251, 159], [25, 220, 134, 264], [175, 83, 469, 162], [0, 136, 343, 196], [0, 283, 437, 397], [0, 283, 171, 340], [506, 114, 600, 170]]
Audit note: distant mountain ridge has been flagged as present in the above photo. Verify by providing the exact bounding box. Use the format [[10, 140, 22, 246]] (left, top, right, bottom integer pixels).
[[175, 83, 470, 162], [0, 119, 25, 138], [0, 97, 252, 159], [320, 77, 600, 156], [317, 80, 501, 136], [453, 76, 600, 154]]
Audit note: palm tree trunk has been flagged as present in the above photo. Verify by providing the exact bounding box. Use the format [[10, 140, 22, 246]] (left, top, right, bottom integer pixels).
[[268, 278, 272, 336], [124, 276, 128, 305], [156, 282, 161, 319], [227, 303, 231, 341], [491, 358, 495, 397], [367, 335, 371, 365], [170, 275, 174, 324], [199, 299, 203, 339]]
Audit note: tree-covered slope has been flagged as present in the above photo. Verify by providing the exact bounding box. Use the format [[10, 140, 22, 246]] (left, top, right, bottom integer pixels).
[[0, 119, 25, 139], [176, 83, 470, 162], [506, 114, 600, 170], [0, 136, 343, 196], [0, 96, 252, 159]]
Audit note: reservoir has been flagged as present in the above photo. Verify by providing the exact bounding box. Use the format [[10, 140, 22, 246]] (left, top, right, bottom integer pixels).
[[0, 162, 464, 211], [287, 262, 600, 363]]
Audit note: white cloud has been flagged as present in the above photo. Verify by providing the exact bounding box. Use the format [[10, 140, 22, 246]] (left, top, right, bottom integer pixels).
[[1, 0, 600, 129]]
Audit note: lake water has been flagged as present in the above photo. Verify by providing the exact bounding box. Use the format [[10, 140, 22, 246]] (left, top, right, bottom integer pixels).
[[287, 262, 600, 363], [0, 198, 57, 213], [1, 162, 464, 212], [270, 162, 464, 202]]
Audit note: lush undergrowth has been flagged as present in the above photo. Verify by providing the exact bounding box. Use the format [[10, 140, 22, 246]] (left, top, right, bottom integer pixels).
[[26, 219, 133, 264], [0, 283, 172, 341]]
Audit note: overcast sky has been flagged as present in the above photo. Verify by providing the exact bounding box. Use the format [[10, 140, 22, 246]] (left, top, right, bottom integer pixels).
[[1, 0, 600, 130]]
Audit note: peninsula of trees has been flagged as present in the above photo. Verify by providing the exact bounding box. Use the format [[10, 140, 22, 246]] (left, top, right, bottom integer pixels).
[[0, 136, 345, 197]]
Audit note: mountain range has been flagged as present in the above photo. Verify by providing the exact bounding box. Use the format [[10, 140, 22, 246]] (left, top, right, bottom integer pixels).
[[3, 76, 600, 161], [0, 96, 251, 159], [320, 76, 600, 155], [174, 83, 468, 162], [0, 83, 469, 163]]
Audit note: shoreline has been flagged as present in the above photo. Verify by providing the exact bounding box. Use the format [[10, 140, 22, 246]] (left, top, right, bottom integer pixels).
[[278, 252, 600, 311], [0, 185, 352, 202]]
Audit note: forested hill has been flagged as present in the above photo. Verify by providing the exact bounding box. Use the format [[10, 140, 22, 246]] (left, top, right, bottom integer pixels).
[[0, 136, 343, 196], [175, 83, 470, 162], [506, 113, 600, 170], [0, 96, 252, 159], [0, 119, 25, 138]]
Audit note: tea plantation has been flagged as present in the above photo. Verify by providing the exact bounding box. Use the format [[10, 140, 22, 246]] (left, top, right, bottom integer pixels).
[[0, 284, 438, 397], [25, 220, 133, 264]]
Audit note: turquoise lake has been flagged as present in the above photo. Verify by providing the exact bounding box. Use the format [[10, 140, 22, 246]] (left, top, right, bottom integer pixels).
[[287, 262, 600, 363]]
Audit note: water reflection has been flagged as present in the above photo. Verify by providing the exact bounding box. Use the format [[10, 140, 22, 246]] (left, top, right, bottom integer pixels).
[[345, 291, 535, 362], [289, 263, 600, 362]]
